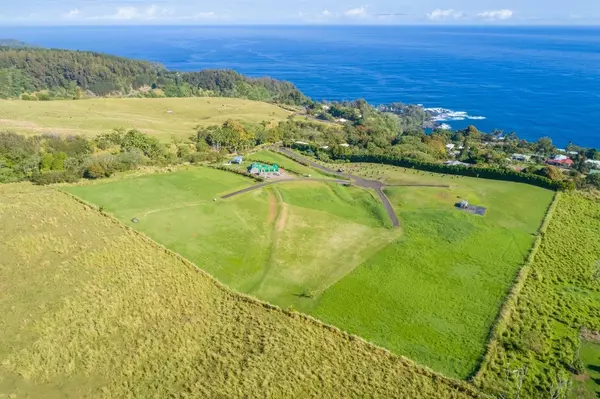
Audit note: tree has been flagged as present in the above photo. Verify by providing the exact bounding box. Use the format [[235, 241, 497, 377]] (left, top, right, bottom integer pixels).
[[535, 166, 563, 182], [586, 173, 600, 189], [535, 137, 555, 155]]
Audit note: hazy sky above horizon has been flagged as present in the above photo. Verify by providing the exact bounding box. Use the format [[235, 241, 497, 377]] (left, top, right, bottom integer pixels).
[[1, 0, 599, 26]]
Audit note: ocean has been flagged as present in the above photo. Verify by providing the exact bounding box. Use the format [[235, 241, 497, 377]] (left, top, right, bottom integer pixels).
[[2, 25, 600, 147]]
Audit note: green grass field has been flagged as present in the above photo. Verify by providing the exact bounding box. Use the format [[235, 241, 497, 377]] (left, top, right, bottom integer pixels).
[[0, 183, 480, 398], [0, 97, 291, 141], [309, 164, 554, 378], [574, 340, 600, 398], [65, 160, 554, 380], [65, 168, 398, 312]]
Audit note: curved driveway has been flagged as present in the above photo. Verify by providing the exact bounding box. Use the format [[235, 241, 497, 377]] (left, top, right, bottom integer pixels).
[[221, 148, 450, 228]]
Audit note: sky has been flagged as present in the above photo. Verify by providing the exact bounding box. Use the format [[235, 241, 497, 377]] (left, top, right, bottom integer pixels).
[[1, 0, 599, 26]]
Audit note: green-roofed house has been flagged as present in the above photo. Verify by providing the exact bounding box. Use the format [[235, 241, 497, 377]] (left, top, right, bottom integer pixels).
[[249, 162, 279, 175]]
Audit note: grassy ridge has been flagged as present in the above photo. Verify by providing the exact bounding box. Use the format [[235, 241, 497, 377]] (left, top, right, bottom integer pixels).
[[0, 183, 479, 398], [0, 97, 291, 140]]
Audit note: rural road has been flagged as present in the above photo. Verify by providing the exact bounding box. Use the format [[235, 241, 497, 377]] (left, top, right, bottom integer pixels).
[[221, 178, 348, 199], [277, 148, 403, 227], [221, 148, 450, 228]]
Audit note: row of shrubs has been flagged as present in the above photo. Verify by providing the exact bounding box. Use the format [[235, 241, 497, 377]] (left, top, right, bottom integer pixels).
[[209, 165, 265, 182], [290, 143, 574, 191]]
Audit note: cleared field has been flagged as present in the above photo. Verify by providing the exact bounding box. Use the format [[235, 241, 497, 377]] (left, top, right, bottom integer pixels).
[[0, 183, 479, 398], [65, 160, 554, 380], [311, 164, 555, 378], [65, 168, 399, 312], [0, 97, 291, 140]]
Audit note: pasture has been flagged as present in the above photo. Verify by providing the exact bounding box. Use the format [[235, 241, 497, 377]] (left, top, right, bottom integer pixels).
[[310, 163, 554, 378], [0, 97, 291, 141], [65, 168, 398, 311], [0, 183, 480, 398], [65, 159, 555, 380]]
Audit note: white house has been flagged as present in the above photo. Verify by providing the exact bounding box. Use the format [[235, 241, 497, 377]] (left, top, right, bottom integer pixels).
[[340, 143, 350, 148], [586, 159, 600, 169], [445, 143, 456, 151]]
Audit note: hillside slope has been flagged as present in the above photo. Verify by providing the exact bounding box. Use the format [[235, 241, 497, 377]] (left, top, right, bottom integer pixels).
[[0, 97, 292, 140], [0, 46, 308, 104], [0, 183, 479, 398]]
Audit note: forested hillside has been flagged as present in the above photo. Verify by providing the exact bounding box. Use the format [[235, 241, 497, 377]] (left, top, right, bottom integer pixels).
[[0, 47, 308, 104]]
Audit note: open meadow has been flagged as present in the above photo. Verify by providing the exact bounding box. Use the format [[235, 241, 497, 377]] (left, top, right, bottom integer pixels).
[[0, 97, 292, 141], [309, 163, 555, 378], [65, 155, 555, 380], [65, 167, 399, 311], [0, 183, 480, 398]]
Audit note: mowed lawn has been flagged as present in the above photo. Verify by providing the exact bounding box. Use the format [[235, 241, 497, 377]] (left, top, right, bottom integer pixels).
[[0, 97, 291, 141], [65, 168, 399, 312], [311, 164, 555, 378]]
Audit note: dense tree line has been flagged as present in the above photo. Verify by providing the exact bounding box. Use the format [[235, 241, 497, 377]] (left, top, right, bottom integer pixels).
[[0, 47, 308, 104]]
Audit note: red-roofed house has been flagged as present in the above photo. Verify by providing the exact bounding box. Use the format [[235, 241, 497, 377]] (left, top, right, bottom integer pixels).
[[546, 154, 574, 167]]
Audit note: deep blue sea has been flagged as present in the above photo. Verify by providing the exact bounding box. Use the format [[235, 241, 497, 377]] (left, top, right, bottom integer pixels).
[[2, 25, 600, 147]]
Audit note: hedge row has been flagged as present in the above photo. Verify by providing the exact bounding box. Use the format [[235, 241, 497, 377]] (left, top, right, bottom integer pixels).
[[290, 144, 573, 191], [209, 165, 265, 182]]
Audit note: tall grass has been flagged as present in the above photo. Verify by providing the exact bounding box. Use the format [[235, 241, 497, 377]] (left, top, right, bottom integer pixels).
[[473, 192, 600, 397], [0, 183, 480, 398]]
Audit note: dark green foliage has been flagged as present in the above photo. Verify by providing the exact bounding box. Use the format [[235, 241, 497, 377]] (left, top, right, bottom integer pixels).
[[31, 170, 79, 185], [121, 130, 163, 159], [209, 165, 264, 181], [0, 47, 308, 104], [293, 144, 572, 191], [586, 173, 600, 189], [535, 165, 564, 181]]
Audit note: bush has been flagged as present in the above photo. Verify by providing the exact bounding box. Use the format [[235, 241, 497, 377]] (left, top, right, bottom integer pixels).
[[586, 173, 600, 189], [83, 160, 113, 179], [116, 149, 146, 171], [31, 171, 79, 185], [187, 152, 218, 164], [210, 165, 264, 181]]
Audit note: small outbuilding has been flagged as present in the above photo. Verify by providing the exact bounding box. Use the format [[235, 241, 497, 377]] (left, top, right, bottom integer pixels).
[[232, 156, 243, 164]]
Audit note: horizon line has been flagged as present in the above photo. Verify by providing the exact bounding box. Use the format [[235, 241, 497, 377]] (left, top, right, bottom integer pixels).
[[3, 23, 600, 28]]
